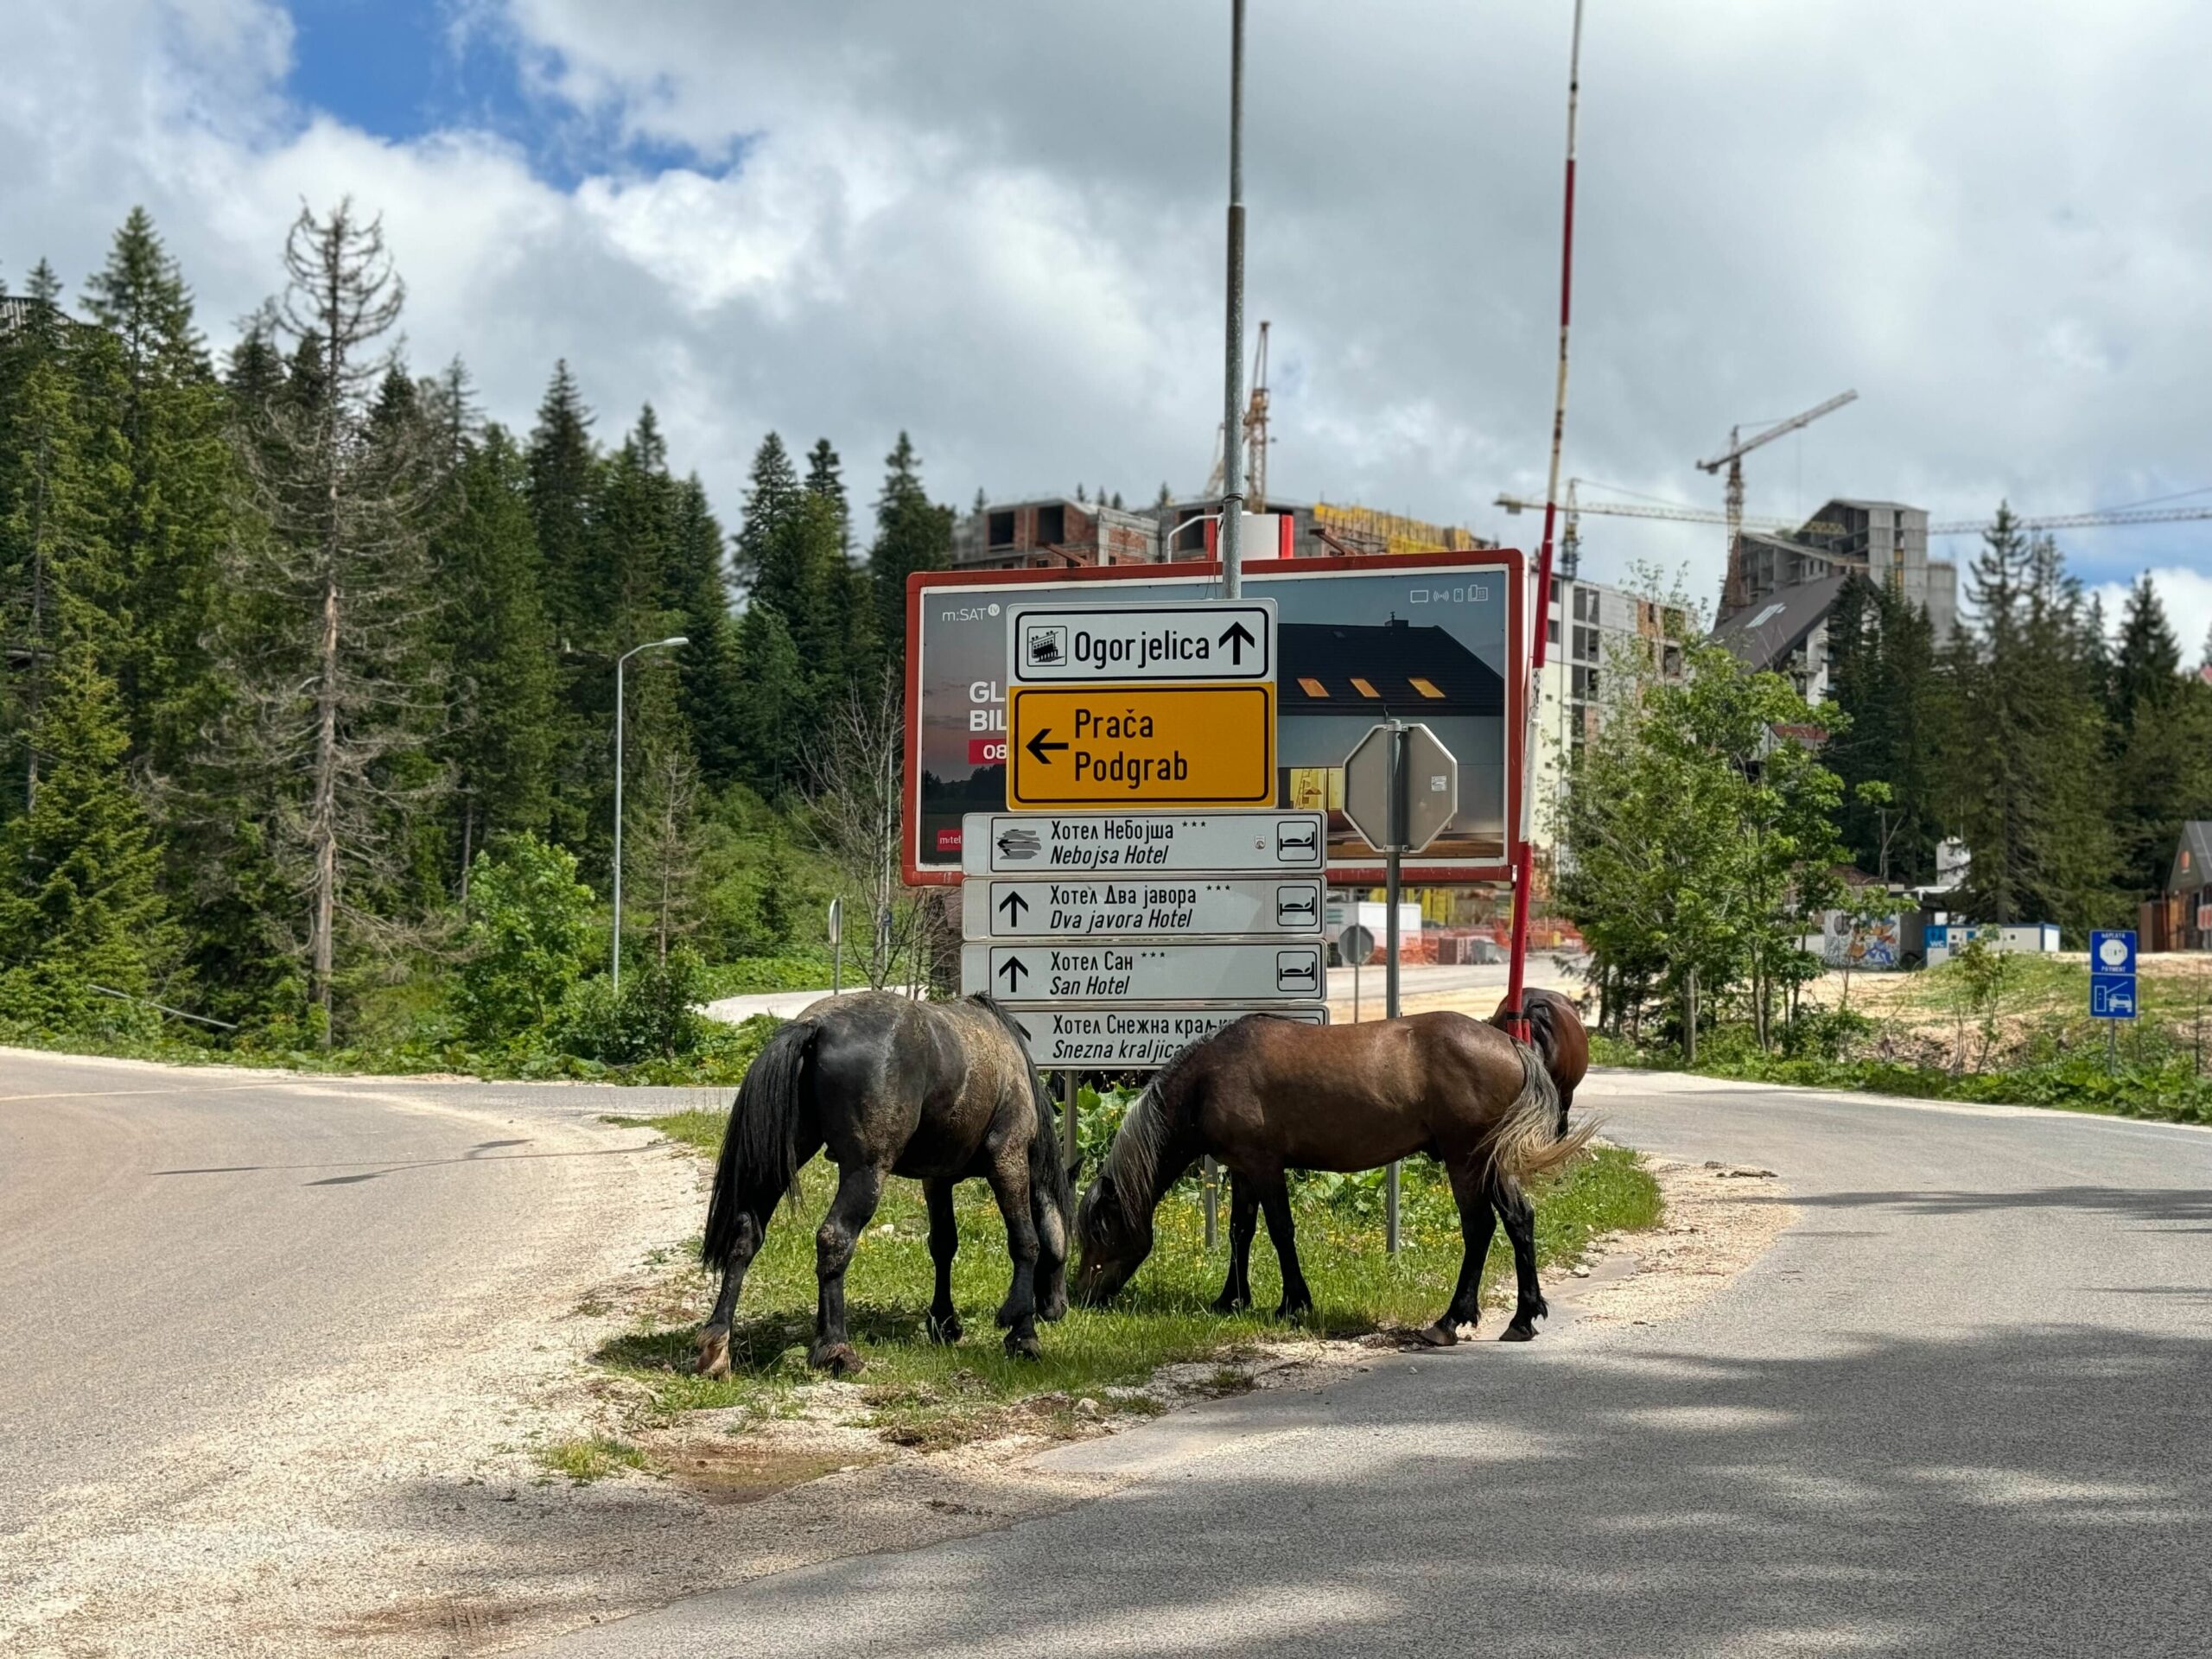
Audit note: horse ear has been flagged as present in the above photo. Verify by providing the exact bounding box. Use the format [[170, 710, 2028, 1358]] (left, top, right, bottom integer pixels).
[[1066, 1156, 1084, 1186]]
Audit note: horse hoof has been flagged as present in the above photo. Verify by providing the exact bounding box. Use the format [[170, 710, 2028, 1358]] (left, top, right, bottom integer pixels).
[[1003, 1332, 1042, 1361], [1039, 1292, 1069, 1324], [1211, 1294, 1250, 1316], [696, 1328, 731, 1378], [1414, 1321, 1459, 1348], [809, 1342, 866, 1376], [1499, 1324, 1537, 1343], [1274, 1300, 1312, 1325], [926, 1312, 963, 1345]]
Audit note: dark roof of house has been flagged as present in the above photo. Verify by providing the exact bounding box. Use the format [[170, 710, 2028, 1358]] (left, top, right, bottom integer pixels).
[[1279, 620, 1504, 717], [2169, 822, 2212, 893], [1709, 574, 1847, 671]]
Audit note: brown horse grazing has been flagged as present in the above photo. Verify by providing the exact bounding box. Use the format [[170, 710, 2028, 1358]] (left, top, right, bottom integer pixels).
[[1492, 987, 1591, 1135], [1072, 1012, 1595, 1344], [695, 992, 1071, 1379]]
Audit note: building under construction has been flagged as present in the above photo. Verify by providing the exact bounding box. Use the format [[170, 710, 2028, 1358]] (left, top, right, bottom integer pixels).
[[1713, 498, 1959, 702], [950, 493, 1493, 570]]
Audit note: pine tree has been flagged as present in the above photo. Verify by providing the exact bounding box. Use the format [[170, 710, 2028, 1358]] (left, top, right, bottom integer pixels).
[[79, 208, 232, 778], [867, 431, 953, 675], [1948, 508, 2115, 932], [2109, 574, 2181, 726], [1825, 575, 1942, 883], [804, 437, 849, 556], [214, 200, 444, 1040], [2109, 574, 2202, 898], [664, 474, 743, 785], [734, 432, 804, 600], [0, 310, 118, 812], [731, 600, 807, 798], [0, 638, 175, 1027], [435, 422, 559, 883], [526, 360, 597, 649]]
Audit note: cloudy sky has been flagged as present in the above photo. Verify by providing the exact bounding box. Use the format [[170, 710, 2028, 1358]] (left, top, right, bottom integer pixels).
[[8, 0, 2211, 653]]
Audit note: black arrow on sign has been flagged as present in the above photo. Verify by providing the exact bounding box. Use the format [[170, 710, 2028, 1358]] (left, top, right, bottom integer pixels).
[[998, 889, 1031, 925], [998, 957, 1030, 993], [1218, 619, 1257, 665], [1026, 728, 1069, 766]]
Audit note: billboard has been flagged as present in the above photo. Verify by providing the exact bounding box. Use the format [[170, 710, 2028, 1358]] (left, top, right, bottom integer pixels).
[[904, 551, 1525, 887]]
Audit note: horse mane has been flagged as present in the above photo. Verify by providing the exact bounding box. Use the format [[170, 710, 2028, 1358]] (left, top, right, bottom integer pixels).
[[966, 995, 1072, 1219], [1102, 1017, 1225, 1226]]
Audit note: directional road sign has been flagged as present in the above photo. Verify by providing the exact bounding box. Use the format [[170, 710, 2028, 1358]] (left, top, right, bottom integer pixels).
[[963, 875, 1324, 941], [1008, 601, 1274, 684], [961, 941, 1325, 1003], [1006, 683, 1275, 808], [961, 810, 1324, 875], [2089, 928, 2137, 1020], [998, 1003, 1327, 1070], [1342, 721, 1459, 855]]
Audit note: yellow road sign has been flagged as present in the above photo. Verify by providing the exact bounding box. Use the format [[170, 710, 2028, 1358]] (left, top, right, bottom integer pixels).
[[1007, 683, 1276, 809]]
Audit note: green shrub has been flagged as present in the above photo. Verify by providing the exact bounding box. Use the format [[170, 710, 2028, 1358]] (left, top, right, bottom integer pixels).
[[453, 835, 595, 1046], [556, 946, 710, 1065]]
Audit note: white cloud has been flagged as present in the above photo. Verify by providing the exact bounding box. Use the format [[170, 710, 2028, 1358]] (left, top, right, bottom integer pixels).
[[3, 0, 2211, 618], [2092, 568, 2212, 669]]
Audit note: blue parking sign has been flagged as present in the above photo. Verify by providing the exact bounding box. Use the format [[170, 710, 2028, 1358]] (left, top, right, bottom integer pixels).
[[2089, 930, 2137, 1020]]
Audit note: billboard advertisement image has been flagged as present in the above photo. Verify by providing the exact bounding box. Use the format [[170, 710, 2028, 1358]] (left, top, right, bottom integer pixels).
[[905, 552, 1523, 885]]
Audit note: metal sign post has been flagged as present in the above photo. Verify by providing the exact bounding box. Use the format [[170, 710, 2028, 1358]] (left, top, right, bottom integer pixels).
[[1342, 721, 1459, 1255], [2090, 929, 2138, 1075], [828, 897, 843, 997]]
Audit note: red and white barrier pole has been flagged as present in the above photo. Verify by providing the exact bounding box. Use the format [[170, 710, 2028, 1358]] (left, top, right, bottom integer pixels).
[[1504, 0, 1586, 1044]]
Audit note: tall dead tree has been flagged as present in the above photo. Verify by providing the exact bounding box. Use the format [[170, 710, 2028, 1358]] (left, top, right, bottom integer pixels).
[[219, 202, 445, 1040], [808, 668, 931, 992]]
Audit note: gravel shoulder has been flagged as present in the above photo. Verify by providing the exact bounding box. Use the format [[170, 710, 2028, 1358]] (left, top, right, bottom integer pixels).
[[1, 1052, 1784, 1659]]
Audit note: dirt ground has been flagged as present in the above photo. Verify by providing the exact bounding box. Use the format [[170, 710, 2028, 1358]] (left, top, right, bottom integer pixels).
[[0, 1135, 1789, 1659]]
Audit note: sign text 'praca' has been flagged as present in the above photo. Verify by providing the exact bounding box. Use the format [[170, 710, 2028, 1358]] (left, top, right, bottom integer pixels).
[[1006, 683, 1275, 809]]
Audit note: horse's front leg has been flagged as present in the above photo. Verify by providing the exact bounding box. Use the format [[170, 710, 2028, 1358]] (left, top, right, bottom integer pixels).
[[1212, 1174, 1259, 1313], [810, 1162, 883, 1376], [984, 1155, 1043, 1359], [1421, 1162, 1497, 1346], [1494, 1179, 1548, 1341], [1258, 1179, 1313, 1322], [696, 1210, 764, 1377], [924, 1177, 963, 1344]]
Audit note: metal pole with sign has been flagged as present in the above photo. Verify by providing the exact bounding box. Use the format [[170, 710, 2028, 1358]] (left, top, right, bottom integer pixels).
[[1342, 720, 1459, 1255], [2090, 929, 2137, 1075], [828, 897, 843, 997]]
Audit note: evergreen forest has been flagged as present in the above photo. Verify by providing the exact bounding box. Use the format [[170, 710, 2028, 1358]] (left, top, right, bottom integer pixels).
[[0, 203, 952, 1070]]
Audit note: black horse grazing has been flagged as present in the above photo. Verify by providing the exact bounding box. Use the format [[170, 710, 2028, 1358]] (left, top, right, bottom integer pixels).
[[696, 992, 1072, 1378], [1073, 1012, 1593, 1344]]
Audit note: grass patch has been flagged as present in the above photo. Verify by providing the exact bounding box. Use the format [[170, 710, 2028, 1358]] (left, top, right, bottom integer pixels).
[[601, 1110, 1662, 1446], [537, 1436, 650, 1484]]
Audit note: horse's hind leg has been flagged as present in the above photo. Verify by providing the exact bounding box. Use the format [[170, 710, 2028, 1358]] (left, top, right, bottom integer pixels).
[[1494, 1178, 1548, 1341], [696, 1211, 764, 1377], [924, 1178, 963, 1344], [1211, 1176, 1258, 1313], [1258, 1179, 1314, 1322], [810, 1163, 883, 1376], [983, 1157, 1043, 1359], [1421, 1162, 1498, 1347]]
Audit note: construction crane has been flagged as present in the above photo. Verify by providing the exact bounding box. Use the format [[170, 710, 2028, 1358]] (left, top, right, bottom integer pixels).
[[1205, 319, 1272, 511], [1493, 478, 1844, 581], [1927, 503, 2212, 535], [1699, 390, 1859, 613]]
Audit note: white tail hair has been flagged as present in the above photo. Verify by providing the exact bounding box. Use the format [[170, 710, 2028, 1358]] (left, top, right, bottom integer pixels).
[[1486, 1042, 1598, 1194]]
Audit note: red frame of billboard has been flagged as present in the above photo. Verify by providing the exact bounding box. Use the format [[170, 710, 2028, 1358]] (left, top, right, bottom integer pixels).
[[903, 548, 1528, 888]]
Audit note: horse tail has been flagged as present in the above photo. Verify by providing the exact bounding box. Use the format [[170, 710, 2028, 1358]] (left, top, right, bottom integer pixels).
[[702, 1019, 818, 1266], [972, 995, 1072, 1223], [1483, 1039, 1597, 1195]]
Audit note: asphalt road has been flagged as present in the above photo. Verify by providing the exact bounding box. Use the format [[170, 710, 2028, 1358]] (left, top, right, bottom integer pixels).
[[523, 1068, 2212, 1659], [0, 1046, 710, 1541]]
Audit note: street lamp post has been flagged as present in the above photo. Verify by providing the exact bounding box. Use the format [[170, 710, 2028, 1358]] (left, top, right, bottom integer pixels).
[[612, 635, 689, 990]]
